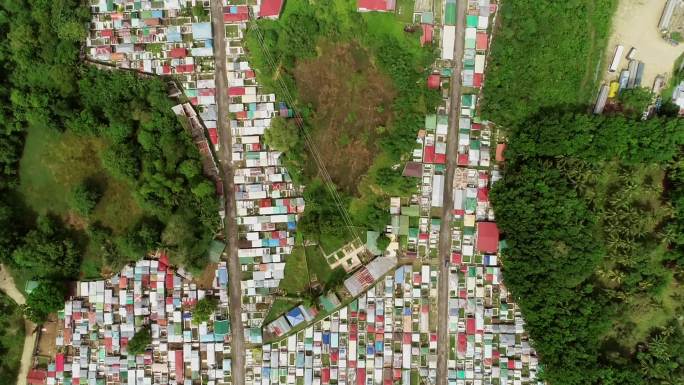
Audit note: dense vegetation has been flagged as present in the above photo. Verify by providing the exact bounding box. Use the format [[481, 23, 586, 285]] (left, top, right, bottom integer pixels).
[[0, 0, 219, 319], [0, 292, 25, 385], [485, 1, 684, 383], [127, 326, 152, 355], [192, 297, 218, 325], [492, 114, 684, 384], [246, 0, 438, 253], [482, 0, 617, 126]]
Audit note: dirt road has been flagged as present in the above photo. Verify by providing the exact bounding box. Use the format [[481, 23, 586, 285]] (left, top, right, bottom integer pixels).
[[210, 3, 247, 385], [603, 0, 684, 88], [0, 265, 36, 385], [436, 1, 467, 384]]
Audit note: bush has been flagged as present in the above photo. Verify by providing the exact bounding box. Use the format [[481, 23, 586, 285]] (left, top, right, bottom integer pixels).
[[24, 282, 66, 323], [192, 297, 218, 325], [127, 326, 151, 355], [68, 182, 101, 216]]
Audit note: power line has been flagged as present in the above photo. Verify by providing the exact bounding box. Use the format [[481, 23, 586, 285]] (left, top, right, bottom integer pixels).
[[246, 10, 360, 242]]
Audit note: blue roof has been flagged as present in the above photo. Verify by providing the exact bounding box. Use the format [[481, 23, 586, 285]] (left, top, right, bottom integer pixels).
[[192, 22, 212, 40], [167, 26, 182, 43], [322, 332, 330, 344], [395, 266, 405, 284], [286, 307, 305, 326], [218, 269, 228, 286]]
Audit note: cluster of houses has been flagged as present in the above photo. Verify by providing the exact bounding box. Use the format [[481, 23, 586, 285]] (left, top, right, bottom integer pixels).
[[445, 1, 541, 383], [221, 4, 304, 344], [245, 264, 439, 385], [456, 0, 496, 167], [446, 169, 540, 384], [43, 256, 233, 385], [32, 1, 546, 385]]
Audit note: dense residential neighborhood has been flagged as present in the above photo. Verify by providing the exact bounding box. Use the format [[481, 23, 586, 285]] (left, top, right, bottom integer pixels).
[[13, 1, 542, 384], [3, 0, 684, 385]]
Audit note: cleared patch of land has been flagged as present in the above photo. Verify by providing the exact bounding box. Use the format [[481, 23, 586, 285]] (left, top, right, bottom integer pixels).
[[294, 42, 396, 194], [602, 0, 684, 89]]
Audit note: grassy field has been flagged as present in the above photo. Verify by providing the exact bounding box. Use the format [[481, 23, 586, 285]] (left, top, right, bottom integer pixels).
[[293, 41, 396, 192], [0, 292, 25, 385], [279, 246, 310, 295], [305, 246, 334, 285], [19, 125, 143, 277]]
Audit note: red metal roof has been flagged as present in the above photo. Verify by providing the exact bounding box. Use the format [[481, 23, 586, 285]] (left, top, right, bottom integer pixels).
[[427, 74, 440, 90], [496, 143, 506, 162], [476, 32, 488, 50], [435, 153, 446, 164], [228, 87, 245, 96], [473, 73, 483, 88], [421, 24, 433, 46], [169, 48, 187, 58], [56, 354, 65, 372], [466, 318, 476, 334], [458, 153, 468, 165], [476, 222, 499, 253], [224, 6, 249, 22], [423, 145, 435, 163], [477, 188, 489, 202], [27, 370, 47, 385], [451, 252, 461, 264], [458, 333, 467, 353], [321, 368, 330, 384], [175, 350, 184, 383], [356, 369, 366, 385], [208, 128, 218, 145], [259, 0, 284, 18], [358, 0, 393, 11]]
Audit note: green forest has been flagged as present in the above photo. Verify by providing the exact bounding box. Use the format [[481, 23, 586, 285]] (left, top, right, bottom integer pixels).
[[485, 0, 684, 384], [0, 0, 219, 327], [245, 0, 439, 254]]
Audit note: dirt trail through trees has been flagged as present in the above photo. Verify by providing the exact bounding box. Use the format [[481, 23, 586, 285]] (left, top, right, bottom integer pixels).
[[0, 265, 36, 385]]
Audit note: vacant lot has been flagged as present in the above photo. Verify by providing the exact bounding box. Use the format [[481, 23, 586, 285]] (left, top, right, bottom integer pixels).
[[294, 42, 396, 194]]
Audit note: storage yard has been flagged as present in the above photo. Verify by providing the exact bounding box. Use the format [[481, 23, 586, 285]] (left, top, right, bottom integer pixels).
[[602, 0, 684, 88], [24, 0, 543, 385]]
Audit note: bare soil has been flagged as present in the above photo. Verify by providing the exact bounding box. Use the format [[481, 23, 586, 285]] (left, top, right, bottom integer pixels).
[[603, 0, 684, 89], [293, 42, 396, 194]]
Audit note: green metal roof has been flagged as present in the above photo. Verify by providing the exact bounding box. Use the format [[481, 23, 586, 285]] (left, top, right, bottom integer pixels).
[[425, 114, 437, 131]]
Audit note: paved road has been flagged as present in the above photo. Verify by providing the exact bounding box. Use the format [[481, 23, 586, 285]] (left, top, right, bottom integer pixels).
[[210, 3, 246, 384], [436, 1, 467, 384], [0, 265, 37, 385]]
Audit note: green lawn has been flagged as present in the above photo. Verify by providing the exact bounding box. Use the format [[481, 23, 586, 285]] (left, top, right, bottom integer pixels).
[[305, 246, 334, 285], [278, 246, 310, 295], [0, 292, 26, 385], [395, 0, 415, 23]]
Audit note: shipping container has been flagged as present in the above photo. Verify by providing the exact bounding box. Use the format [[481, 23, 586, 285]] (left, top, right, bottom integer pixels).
[[609, 45, 624, 72]]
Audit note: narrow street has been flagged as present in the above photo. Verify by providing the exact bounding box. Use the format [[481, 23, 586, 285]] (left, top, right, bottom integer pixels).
[[436, 0, 467, 384], [209, 3, 246, 384]]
